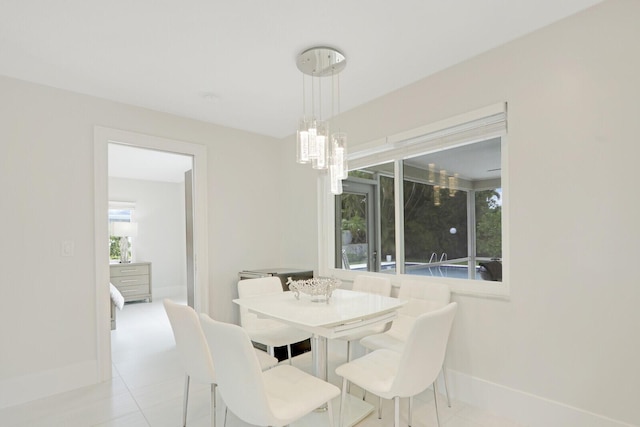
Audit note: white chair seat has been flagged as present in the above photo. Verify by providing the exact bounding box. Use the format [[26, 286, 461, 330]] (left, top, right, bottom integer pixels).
[[263, 364, 341, 424], [335, 349, 402, 399]]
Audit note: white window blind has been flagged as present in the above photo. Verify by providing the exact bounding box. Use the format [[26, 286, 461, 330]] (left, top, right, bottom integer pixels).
[[350, 103, 507, 170]]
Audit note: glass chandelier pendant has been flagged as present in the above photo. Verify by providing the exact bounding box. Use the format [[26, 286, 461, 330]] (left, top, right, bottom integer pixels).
[[330, 164, 343, 195], [439, 169, 448, 188], [295, 46, 347, 193], [433, 185, 441, 206], [312, 120, 329, 170], [428, 163, 436, 183], [448, 174, 458, 197], [307, 118, 319, 160], [331, 132, 348, 179], [296, 118, 310, 163]]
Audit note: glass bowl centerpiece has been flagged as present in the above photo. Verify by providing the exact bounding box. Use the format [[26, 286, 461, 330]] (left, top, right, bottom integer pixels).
[[286, 277, 341, 303]]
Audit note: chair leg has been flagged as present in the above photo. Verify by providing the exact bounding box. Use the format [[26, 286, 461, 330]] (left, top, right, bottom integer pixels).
[[211, 384, 217, 427], [339, 378, 348, 427], [182, 375, 190, 427], [394, 396, 400, 427], [442, 366, 451, 408], [433, 382, 441, 427], [287, 344, 293, 365], [223, 407, 228, 427], [346, 341, 352, 394], [378, 396, 382, 419], [408, 396, 413, 427]]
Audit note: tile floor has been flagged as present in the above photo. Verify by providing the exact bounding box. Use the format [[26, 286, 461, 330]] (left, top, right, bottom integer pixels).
[[0, 297, 524, 427]]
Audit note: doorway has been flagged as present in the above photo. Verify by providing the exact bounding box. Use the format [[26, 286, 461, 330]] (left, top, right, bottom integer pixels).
[[335, 180, 378, 272], [94, 126, 209, 382]]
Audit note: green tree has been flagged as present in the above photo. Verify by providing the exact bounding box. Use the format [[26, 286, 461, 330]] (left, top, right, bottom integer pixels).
[[475, 189, 502, 258], [403, 181, 468, 262], [110, 236, 121, 260]]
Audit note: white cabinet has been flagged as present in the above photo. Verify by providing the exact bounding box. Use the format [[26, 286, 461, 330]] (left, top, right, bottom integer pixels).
[[110, 262, 152, 303]]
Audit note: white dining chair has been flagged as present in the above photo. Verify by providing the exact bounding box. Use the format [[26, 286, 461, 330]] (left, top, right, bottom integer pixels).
[[336, 302, 458, 427], [359, 280, 453, 406], [199, 314, 341, 427], [237, 277, 311, 364], [163, 299, 277, 427], [335, 275, 392, 362]]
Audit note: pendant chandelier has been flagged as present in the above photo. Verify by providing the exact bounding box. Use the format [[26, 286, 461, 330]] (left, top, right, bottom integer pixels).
[[295, 46, 348, 195]]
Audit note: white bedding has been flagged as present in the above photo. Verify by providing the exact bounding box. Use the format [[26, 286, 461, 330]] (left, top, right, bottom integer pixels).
[[110, 283, 124, 310]]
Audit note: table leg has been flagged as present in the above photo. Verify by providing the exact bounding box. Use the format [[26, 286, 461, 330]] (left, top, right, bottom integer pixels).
[[311, 334, 328, 380], [311, 334, 329, 412]]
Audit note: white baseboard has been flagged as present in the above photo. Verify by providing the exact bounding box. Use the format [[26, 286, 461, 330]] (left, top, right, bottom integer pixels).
[[446, 369, 636, 427], [0, 360, 98, 410]]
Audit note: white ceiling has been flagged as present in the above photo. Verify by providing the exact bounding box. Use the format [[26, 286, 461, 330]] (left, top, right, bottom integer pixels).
[[1, 0, 603, 140]]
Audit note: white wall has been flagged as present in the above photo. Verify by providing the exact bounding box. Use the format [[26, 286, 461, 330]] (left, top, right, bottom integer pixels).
[[281, 1, 639, 426], [0, 76, 284, 407], [1, 1, 638, 424], [109, 177, 187, 298]]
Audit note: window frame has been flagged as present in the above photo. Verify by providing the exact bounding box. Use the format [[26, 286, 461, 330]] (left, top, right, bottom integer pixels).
[[318, 103, 510, 298]]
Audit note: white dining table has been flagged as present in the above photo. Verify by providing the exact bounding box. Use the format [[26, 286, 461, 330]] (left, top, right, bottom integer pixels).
[[233, 288, 406, 426]]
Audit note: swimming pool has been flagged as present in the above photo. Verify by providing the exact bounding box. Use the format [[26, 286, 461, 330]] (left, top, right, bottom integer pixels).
[[380, 263, 484, 280], [406, 264, 479, 279]]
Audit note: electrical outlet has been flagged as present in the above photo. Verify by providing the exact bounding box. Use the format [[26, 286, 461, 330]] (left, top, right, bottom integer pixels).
[[61, 240, 74, 257]]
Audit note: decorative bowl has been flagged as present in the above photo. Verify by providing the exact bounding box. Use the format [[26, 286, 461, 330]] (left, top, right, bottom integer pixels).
[[286, 277, 341, 303]]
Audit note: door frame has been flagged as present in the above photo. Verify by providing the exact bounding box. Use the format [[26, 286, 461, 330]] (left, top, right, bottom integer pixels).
[[335, 179, 378, 272], [93, 126, 209, 382]]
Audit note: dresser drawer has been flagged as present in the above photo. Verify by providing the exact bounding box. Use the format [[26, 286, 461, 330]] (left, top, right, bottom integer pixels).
[[110, 264, 150, 277], [117, 283, 151, 300], [110, 274, 149, 287]]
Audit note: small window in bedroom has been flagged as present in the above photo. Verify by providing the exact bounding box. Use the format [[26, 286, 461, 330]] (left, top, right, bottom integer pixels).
[[109, 202, 136, 263]]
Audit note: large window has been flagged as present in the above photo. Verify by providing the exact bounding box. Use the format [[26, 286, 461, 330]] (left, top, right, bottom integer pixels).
[[327, 104, 507, 294], [109, 201, 136, 262]]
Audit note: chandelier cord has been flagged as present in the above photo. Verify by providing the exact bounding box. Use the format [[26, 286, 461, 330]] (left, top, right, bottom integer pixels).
[[311, 71, 315, 119], [302, 73, 306, 119], [318, 72, 322, 120]]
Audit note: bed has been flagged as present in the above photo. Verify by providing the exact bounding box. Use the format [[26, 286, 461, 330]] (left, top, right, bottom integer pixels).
[[110, 283, 125, 330]]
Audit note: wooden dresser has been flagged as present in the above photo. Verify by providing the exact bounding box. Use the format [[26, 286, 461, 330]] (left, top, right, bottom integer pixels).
[[110, 262, 152, 303]]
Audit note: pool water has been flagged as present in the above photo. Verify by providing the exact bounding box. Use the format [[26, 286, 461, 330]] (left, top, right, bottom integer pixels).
[[379, 263, 485, 280]]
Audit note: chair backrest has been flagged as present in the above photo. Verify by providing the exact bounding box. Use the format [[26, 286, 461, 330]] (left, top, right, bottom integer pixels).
[[237, 277, 284, 329], [199, 314, 275, 426], [163, 299, 215, 384], [352, 275, 392, 296], [398, 279, 450, 307], [390, 302, 457, 397], [387, 280, 451, 341]]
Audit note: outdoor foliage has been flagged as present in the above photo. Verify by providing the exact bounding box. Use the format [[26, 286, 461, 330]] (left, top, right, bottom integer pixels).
[[110, 236, 121, 260], [475, 189, 502, 258], [402, 181, 468, 262], [339, 173, 502, 268]]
